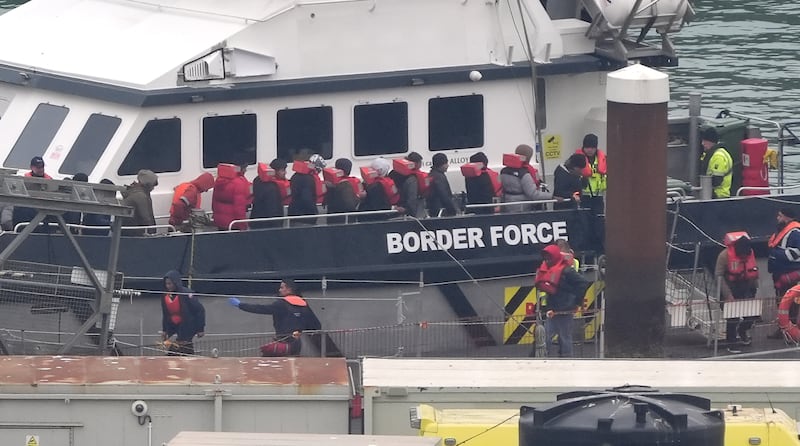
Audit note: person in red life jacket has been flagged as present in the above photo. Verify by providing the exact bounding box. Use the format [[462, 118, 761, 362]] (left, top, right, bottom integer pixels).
[[552, 154, 587, 210], [212, 163, 252, 231], [12, 156, 54, 232], [119, 169, 159, 236], [288, 154, 326, 225], [359, 157, 399, 222], [427, 153, 457, 217], [535, 244, 590, 357], [388, 151, 425, 217], [575, 133, 607, 215], [464, 152, 501, 215], [227, 279, 322, 357], [251, 159, 290, 229], [161, 270, 205, 356], [500, 144, 551, 213], [325, 158, 364, 224], [715, 232, 758, 348], [168, 172, 215, 228], [767, 207, 800, 338]]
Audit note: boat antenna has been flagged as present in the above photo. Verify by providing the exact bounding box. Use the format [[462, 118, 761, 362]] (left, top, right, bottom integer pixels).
[[515, 0, 546, 184], [765, 392, 776, 414]]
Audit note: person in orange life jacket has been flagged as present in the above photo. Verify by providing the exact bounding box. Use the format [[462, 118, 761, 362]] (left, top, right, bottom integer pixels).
[[767, 207, 800, 338], [161, 270, 206, 356], [168, 172, 215, 228], [464, 152, 501, 215], [288, 154, 325, 225], [251, 159, 290, 229], [211, 163, 252, 231], [359, 157, 399, 222], [575, 133, 607, 215], [12, 156, 54, 232], [325, 158, 364, 224], [388, 151, 425, 217], [427, 153, 458, 217], [535, 244, 590, 357], [500, 144, 551, 213], [552, 154, 587, 211], [228, 279, 322, 357], [120, 169, 159, 236], [715, 233, 758, 346]]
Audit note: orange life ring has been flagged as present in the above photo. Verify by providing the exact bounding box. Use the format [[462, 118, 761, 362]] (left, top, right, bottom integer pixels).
[[777, 289, 800, 342]]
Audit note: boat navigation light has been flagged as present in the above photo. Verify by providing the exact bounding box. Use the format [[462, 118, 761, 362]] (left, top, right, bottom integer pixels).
[[469, 70, 482, 82]]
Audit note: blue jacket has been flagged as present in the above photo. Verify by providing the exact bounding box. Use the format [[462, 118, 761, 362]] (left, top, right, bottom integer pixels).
[[768, 225, 800, 275]]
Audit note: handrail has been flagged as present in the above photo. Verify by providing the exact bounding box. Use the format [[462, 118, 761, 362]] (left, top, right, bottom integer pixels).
[[13, 222, 176, 234], [465, 198, 558, 210], [736, 183, 800, 196], [228, 209, 400, 230]]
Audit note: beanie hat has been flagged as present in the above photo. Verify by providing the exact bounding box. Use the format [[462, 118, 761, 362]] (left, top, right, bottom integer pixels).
[[469, 152, 489, 165], [582, 133, 598, 149], [780, 207, 798, 220], [270, 158, 288, 171], [432, 153, 448, 168], [541, 244, 564, 263], [137, 169, 158, 188], [701, 127, 719, 143], [514, 144, 534, 162], [335, 158, 353, 176], [371, 157, 391, 177], [406, 151, 423, 164]]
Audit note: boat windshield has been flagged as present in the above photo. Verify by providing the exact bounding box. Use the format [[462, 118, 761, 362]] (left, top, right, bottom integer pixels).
[[58, 113, 121, 176], [4, 103, 68, 169]]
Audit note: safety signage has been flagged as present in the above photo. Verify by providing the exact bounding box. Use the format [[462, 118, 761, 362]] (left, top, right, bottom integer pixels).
[[543, 134, 562, 160], [26, 435, 39, 446], [503, 286, 539, 345]]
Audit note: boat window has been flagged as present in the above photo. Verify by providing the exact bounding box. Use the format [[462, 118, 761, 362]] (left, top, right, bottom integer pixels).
[[119, 118, 182, 176], [59, 114, 121, 176], [203, 114, 257, 168], [428, 95, 484, 151], [5, 103, 69, 169], [277, 106, 333, 162], [353, 102, 408, 156]]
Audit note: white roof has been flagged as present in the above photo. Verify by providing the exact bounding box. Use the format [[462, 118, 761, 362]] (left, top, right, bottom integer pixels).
[[0, 0, 296, 87]]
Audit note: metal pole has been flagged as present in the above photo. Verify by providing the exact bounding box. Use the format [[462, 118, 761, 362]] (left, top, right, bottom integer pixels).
[[688, 93, 701, 185]]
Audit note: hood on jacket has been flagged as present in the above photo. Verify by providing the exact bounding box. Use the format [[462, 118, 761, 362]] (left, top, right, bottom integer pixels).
[[541, 244, 564, 265], [164, 270, 191, 293], [192, 172, 215, 192], [137, 169, 158, 189]]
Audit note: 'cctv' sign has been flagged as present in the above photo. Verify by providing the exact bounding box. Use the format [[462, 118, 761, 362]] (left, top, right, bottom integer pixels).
[[386, 221, 567, 254]]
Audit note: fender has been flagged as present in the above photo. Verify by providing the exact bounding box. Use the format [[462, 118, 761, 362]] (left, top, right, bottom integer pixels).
[[777, 287, 800, 342]]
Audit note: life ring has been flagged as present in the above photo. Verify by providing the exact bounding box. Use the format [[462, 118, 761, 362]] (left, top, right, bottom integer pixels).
[[777, 289, 800, 342]]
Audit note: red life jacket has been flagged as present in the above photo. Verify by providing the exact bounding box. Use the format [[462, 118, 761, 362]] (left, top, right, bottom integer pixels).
[[725, 245, 758, 282], [535, 260, 567, 295], [284, 295, 308, 307], [576, 148, 607, 178], [374, 176, 399, 205], [343, 176, 364, 197], [292, 161, 326, 204], [258, 163, 291, 205], [313, 174, 326, 204], [414, 170, 431, 197], [164, 294, 182, 325], [768, 221, 800, 248], [524, 164, 542, 188], [486, 168, 502, 197]]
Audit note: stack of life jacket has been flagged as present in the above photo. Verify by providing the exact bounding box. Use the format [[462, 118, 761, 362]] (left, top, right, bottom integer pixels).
[[502, 153, 542, 188], [460, 162, 502, 197], [257, 163, 291, 205], [323, 167, 364, 198], [393, 158, 431, 198], [361, 166, 399, 205]]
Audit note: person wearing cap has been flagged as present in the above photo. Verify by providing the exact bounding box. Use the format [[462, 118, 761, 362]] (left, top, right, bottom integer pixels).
[[575, 133, 607, 213], [500, 144, 551, 213], [767, 207, 800, 338], [388, 151, 425, 218], [325, 158, 363, 224], [426, 153, 457, 217], [715, 233, 758, 349], [121, 169, 159, 235], [699, 127, 733, 199], [251, 159, 290, 229], [534, 243, 591, 357], [552, 154, 587, 210], [25, 156, 52, 179]]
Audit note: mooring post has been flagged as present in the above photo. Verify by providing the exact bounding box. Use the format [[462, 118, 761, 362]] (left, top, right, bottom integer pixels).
[[604, 63, 669, 357]]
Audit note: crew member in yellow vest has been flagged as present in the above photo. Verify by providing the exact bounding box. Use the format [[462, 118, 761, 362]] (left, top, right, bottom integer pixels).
[[699, 127, 733, 199], [575, 133, 607, 214]]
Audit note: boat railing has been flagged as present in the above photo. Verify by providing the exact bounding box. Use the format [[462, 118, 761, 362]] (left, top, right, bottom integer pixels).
[[228, 209, 400, 230], [12, 222, 176, 234], [736, 183, 800, 196], [464, 198, 558, 211]]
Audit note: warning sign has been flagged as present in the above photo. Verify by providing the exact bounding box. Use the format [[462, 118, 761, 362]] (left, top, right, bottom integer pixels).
[[26, 435, 39, 446], [503, 286, 539, 345], [543, 134, 562, 160]]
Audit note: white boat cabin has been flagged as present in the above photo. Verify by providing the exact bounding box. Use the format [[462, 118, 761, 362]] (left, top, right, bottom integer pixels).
[[0, 0, 691, 218]]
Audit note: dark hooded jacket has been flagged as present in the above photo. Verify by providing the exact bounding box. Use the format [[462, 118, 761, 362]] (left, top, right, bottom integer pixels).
[[238, 295, 322, 338], [161, 270, 206, 341], [121, 172, 158, 235]]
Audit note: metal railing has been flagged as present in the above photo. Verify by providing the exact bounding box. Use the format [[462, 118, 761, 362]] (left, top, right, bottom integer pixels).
[[228, 209, 400, 230], [464, 198, 558, 211], [13, 222, 176, 234]]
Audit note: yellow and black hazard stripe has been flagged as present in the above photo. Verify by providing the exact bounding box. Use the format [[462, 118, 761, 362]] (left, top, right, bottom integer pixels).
[[503, 286, 539, 345], [579, 280, 604, 340]]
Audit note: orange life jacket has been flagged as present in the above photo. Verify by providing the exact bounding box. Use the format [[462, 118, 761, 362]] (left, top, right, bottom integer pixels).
[[283, 295, 308, 307], [258, 164, 291, 205], [414, 170, 431, 197], [374, 176, 399, 205], [576, 148, 607, 178], [172, 182, 200, 208], [524, 165, 542, 188], [342, 177, 365, 197], [725, 245, 758, 282], [768, 221, 800, 248], [313, 174, 326, 204], [164, 294, 182, 325], [24, 171, 52, 179], [535, 260, 568, 295], [486, 168, 502, 197]]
